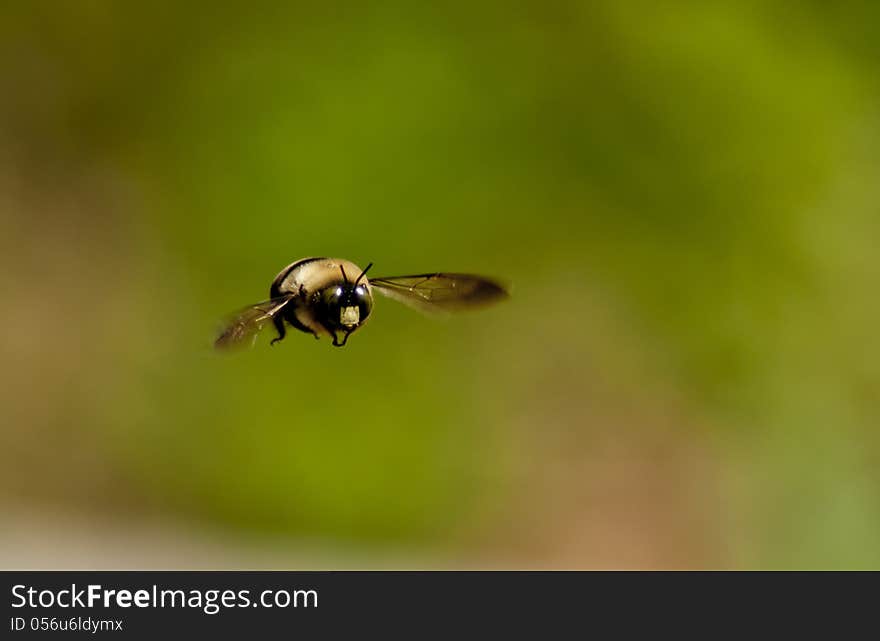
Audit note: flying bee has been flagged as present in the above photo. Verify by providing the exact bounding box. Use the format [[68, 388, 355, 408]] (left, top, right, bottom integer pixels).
[[215, 257, 508, 349]]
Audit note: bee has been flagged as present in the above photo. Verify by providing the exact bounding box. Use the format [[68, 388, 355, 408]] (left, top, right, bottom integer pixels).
[[215, 257, 508, 349]]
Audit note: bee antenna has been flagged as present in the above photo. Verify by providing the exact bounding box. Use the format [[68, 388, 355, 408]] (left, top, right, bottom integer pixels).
[[354, 262, 373, 286], [339, 264, 349, 283]]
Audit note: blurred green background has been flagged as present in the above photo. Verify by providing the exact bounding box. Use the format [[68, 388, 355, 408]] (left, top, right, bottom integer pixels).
[[1, 2, 879, 569]]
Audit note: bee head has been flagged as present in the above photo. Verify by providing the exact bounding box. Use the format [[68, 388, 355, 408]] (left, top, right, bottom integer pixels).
[[315, 263, 374, 336]]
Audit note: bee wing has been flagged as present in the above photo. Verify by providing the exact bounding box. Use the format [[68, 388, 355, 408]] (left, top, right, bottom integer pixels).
[[214, 295, 296, 350], [368, 273, 508, 315]]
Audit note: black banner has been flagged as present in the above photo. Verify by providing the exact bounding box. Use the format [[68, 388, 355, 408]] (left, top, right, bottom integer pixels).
[[0, 571, 868, 636]]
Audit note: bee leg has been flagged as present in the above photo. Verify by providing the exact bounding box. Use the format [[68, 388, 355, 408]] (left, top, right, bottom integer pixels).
[[270, 315, 286, 346], [332, 332, 350, 347], [287, 315, 320, 340]]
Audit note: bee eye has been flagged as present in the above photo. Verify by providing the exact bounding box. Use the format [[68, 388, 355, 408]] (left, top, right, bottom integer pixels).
[[335, 287, 343, 296], [355, 286, 365, 296]]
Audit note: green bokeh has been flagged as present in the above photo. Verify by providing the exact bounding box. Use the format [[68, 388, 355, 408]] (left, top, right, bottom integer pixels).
[[2, 1, 879, 567]]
